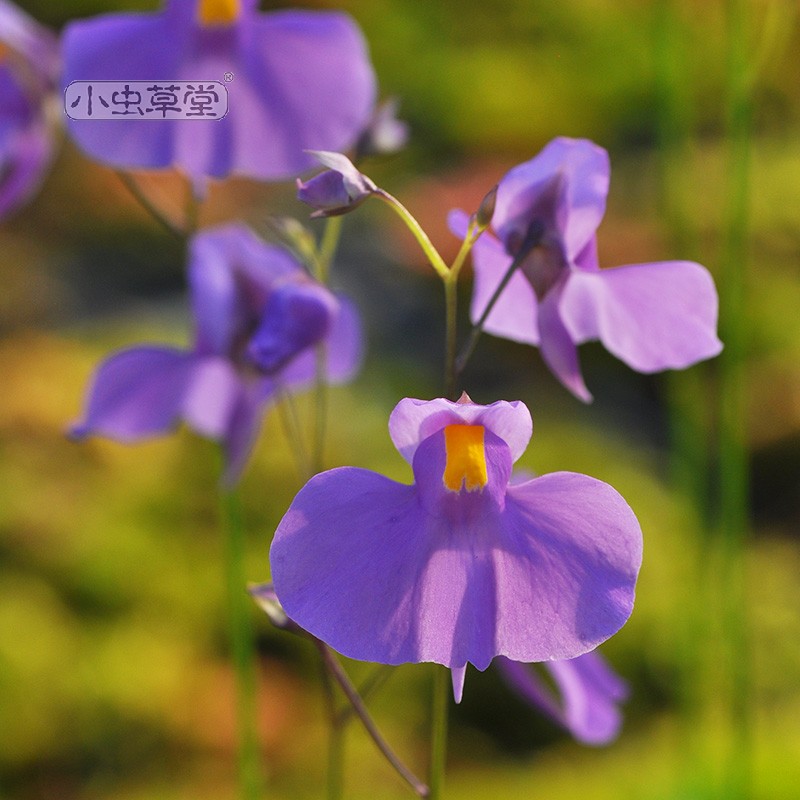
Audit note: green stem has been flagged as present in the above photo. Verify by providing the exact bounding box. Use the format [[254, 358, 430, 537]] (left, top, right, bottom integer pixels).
[[454, 220, 544, 377], [315, 641, 429, 797], [276, 389, 312, 481], [317, 216, 343, 284], [220, 480, 264, 800], [443, 274, 459, 400], [116, 170, 186, 239], [374, 190, 450, 279], [427, 666, 449, 800]]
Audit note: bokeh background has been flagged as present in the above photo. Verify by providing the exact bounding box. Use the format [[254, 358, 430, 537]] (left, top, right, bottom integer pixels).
[[2, 0, 800, 798]]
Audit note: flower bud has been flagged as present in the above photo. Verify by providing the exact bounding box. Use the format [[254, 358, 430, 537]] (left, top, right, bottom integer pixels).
[[296, 151, 376, 217]]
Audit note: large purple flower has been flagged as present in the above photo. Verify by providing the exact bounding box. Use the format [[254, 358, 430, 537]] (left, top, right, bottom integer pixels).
[[270, 395, 643, 686], [71, 223, 362, 483], [0, 0, 59, 218], [61, 0, 377, 190], [449, 137, 722, 401], [496, 651, 628, 745]]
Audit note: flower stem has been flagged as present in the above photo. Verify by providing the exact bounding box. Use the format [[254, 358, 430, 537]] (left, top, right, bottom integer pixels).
[[315, 640, 429, 797], [116, 170, 186, 239], [374, 190, 450, 279], [427, 666, 449, 800], [443, 274, 459, 400], [454, 219, 544, 377], [276, 389, 312, 481], [219, 480, 264, 800]]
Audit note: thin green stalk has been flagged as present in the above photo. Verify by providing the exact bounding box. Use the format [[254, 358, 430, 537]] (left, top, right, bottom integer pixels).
[[374, 190, 449, 279], [427, 666, 449, 800], [275, 389, 312, 481], [317, 216, 343, 284], [718, 0, 753, 795], [315, 641, 429, 797], [220, 480, 264, 800], [454, 220, 544, 378], [443, 275, 459, 400], [116, 171, 185, 239]]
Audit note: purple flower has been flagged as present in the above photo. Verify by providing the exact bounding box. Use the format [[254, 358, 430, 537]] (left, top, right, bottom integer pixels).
[[449, 137, 722, 401], [496, 652, 628, 745], [61, 0, 377, 191], [0, 0, 59, 218], [296, 150, 376, 217], [270, 395, 643, 694], [71, 223, 362, 484]]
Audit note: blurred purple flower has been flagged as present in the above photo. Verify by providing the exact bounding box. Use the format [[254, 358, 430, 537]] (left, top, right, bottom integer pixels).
[[496, 651, 628, 746], [355, 97, 408, 158], [61, 0, 377, 192], [449, 137, 722, 401], [71, 223, 362, 484], [271, 394, 642, 697], [0, 0, 59, 218], [296, 150, 376, 217]]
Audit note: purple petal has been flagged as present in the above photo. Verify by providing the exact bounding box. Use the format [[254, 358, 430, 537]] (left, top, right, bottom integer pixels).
[[0, 65, 55, 218], [559, 260, 723, 372], [181, 354, 242, 439], [264, 293, 364, 388], [545, 651, 628, 745], [451, 665, 467, 704], [70, 346, 194, 441], [0, 0, 59, 80], [247, 282, 338, 374], [448, 209, 540, 346], [497, 650, 627, 745], [536, 291, 592, 402], [494, 138, 609, 265], [62, 8, 376, 182], [270, 467, 641, 670], [188, 224, 301, 356], [388, 396, 532, 465], [220, 380, 271, 487]]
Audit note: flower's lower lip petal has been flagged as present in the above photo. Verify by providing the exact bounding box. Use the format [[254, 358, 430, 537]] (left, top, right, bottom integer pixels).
[[69, 346, 194, 442], [544, 652, 628, 745], [559, 261, 723, 373], [537, 291, 592, 402], [502, 472, 642, 661], [495, 656, 561, 721], [321, 295, 363, 384], [220, 381, 271, 487]]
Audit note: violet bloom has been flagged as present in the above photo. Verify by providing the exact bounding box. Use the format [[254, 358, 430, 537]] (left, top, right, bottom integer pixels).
[[0, 0, 59, 218], [71, 223, 362, 484], [296, 151, 376, 217], [271, 395, 643, 697], [449, 137, 722, 401], [497, 651, 628, 746], [62, 0, 376, 191]]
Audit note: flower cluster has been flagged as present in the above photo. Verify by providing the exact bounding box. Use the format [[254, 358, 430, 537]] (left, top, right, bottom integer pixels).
[[2, 0, 727, 789]]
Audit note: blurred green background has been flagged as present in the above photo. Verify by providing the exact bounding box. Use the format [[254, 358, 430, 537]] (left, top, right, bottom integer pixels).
[[3, 0, 800, 798]]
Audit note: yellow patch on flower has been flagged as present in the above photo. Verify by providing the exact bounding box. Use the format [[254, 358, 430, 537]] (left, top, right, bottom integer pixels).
[[443, 425, 488, 492], [197, 0, 241, 26]]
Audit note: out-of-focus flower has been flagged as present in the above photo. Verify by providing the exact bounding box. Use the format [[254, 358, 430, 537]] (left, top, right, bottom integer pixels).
[[496, 651, 628, 745], [71, 223, 362, 484], [449, 137, 722, 401], [61, 0, 377, 192], [296, 150, 376, 217], [0, 0, 59, 218], [271, 394, 642, 699]]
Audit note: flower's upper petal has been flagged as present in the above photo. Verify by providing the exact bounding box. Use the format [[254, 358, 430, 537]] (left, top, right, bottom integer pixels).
[[0, 0, 59, 81], [537, 290, 592, 402], [62, 7, 376, 183], [388, 396, 532, 465], [499, 472, 641, 661], [559, 260, 723, 373], [271, 466, 641, 671], [494, 138, 609, 265], [0, 65, 55, 218], [544, 651, 628, 745], [188, 223, 301, 356], [448, 209, 540, 346], [70, 346, 195, 441]]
